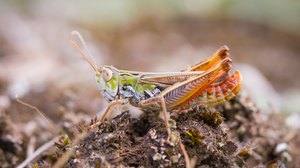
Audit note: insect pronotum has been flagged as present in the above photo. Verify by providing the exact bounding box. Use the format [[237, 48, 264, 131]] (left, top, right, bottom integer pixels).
[[69, 31, 242, 167]]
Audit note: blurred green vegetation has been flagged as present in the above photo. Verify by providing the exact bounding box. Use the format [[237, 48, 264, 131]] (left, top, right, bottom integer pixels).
[[1, 0, 300, 35]]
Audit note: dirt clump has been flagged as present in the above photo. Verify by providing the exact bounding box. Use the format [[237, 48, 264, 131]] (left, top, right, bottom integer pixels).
[[35, 95, 293, 167]]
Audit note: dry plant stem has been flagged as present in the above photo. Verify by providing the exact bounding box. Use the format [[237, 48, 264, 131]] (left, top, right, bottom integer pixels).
[[16, 98, 59, 134], [89, 99, 127, 130], [179, 141, 191, 168], [17, 136, 60, 168], [53, 132, 87, 168], [26, 136, 36, 158]]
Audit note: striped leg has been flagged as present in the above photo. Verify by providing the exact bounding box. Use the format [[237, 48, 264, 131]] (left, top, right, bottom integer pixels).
[[140, 96, 172, 142], [182, 45, 230, 72], [140, 96, 191, 168]]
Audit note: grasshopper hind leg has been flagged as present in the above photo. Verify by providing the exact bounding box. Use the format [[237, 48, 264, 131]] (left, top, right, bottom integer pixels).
[[140, 96, 191, 168], [140, 96, 172, 141]]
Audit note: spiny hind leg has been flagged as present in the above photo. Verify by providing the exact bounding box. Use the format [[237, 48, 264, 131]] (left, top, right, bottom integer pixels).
[[89, 99, 128, 130], [141, 97, 191, 168], [140, 96, 171, 142], [182, 45, 230, 72]]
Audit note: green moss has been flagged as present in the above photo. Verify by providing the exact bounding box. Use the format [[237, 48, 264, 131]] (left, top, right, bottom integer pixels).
[[47, 153, 58, 164], [198, 109, 223, 127], [186, 129, 204, 145], [55, 134, 71, 149]]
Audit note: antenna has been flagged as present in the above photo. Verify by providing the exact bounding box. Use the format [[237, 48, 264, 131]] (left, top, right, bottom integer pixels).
[[15, 95, 59, 135], [69, 31, 100, 75]]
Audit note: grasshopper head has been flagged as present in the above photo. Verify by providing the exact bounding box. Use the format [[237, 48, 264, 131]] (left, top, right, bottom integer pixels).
[[96, 66, 119, 101]]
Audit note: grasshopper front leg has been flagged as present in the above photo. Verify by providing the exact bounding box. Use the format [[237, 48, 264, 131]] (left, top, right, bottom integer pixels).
[[89, 99, 128, 130]]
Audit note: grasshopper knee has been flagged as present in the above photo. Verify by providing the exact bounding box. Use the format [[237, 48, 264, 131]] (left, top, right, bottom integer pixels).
[[140, 97, 162, 106]]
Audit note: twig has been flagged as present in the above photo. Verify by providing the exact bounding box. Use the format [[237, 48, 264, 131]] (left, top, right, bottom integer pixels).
[[17, 136, 59, 168], [179, 141, 191, 168], [53, 132, 88, 168], [26, 136, 36, 158]]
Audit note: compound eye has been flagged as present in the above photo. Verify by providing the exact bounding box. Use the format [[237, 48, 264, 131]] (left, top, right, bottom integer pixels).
[[102, 67, 113, 82]]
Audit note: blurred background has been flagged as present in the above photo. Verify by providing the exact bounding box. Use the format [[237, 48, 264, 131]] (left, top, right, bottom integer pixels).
[[0, 0, 300, 166], [1, 0, 300, 115]]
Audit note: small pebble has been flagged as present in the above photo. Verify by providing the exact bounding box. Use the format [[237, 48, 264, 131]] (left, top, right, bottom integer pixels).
[[149, 129, 157, 139], [153, 153, 162, 160], [170, 155, 179, 163], [275, 143, 289, 154], [282, 151, 292, 162]]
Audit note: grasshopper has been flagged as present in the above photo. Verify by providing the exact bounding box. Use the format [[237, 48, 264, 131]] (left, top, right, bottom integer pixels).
[[69, 31, 242, 166]]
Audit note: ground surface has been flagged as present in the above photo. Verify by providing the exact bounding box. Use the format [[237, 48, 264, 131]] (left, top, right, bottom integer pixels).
[[60, 96, 295, 167], [1, 94, 296, 167]]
